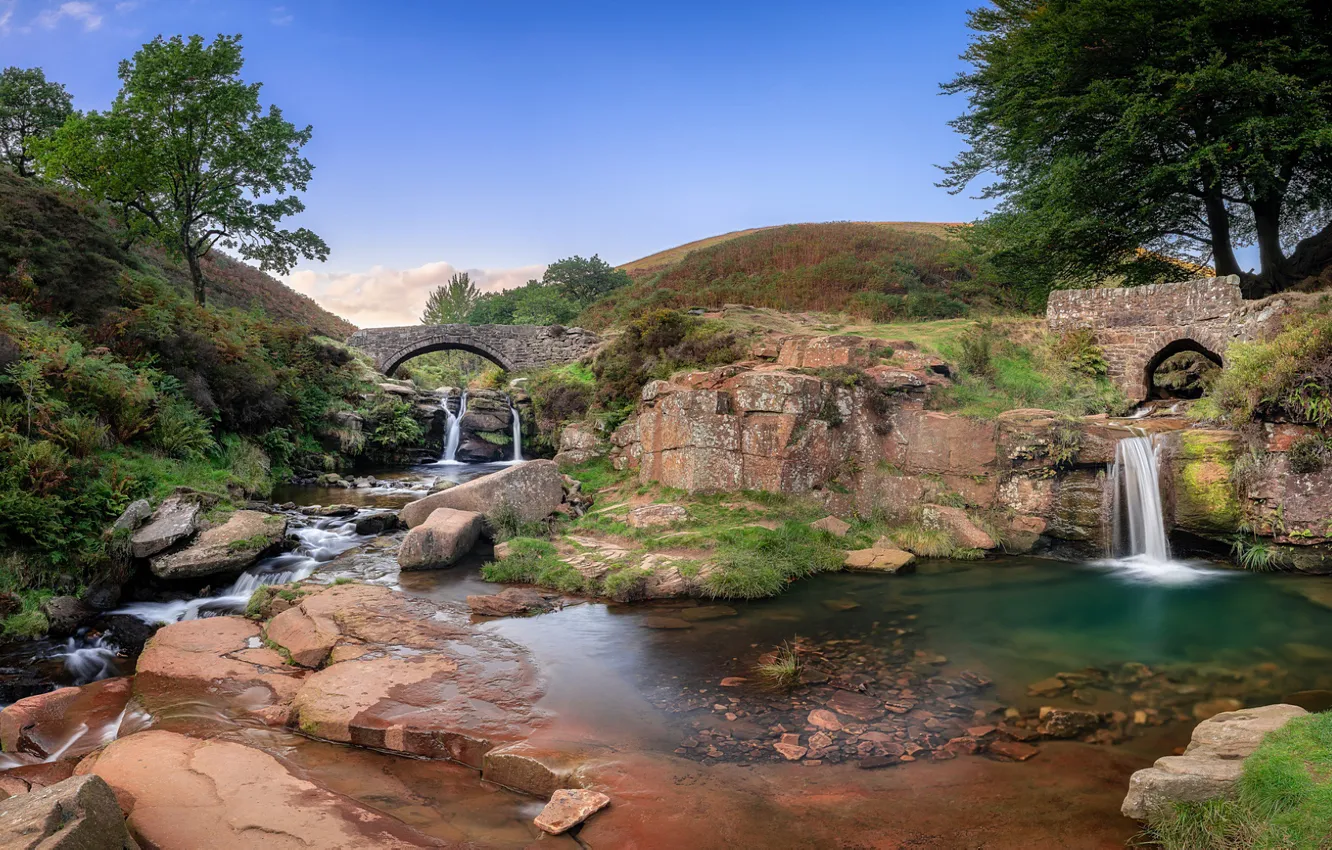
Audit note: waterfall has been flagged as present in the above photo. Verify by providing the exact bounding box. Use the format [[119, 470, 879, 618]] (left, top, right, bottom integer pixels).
[[440, 389, 467, 464], [509, 399, 523, 462], [1109, 435, 1171, 562]]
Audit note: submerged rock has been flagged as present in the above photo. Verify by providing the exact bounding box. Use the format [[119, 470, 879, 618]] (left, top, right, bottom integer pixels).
[[397, 508, 483, 570], [0, 774, 137, 850], [0, 677, 133, 761], [150, 510, 286, 580], [401, 459, 564, 527], [1121, 703, 1308, 820], [466, 587, 556, 618]]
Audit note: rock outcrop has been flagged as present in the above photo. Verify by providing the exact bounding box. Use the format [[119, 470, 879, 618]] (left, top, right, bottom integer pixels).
[[553, 421, 603, 468], [401, 459, 564, 527], [88, 730, 442, 848], [1121, 703, 1308, 820], [397, 508, 484, 570], [129, 493, 203, 559], [455, 389, 517, 463], [150, 510, 287, 580], [0, 774, 138, 850]]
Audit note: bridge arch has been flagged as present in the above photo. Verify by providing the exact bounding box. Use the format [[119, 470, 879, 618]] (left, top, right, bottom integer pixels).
[[1139, 337, 1224, 400], [346, 324, 601, 377]]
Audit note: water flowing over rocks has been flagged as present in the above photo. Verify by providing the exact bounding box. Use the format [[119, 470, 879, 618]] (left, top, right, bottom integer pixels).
[[1121, 703, 1308, 820], [0, 677, 133, 762], [401, 459, 564, 526]]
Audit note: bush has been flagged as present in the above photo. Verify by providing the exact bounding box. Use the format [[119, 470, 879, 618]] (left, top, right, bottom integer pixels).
[[592, 309, 745, 407], [1049, 329, 1108, 378], [151, 395, 215, 459], [1203, 302, 1332, 427], [480, 537, 586, 593], [1286, 435, 1328, 475]]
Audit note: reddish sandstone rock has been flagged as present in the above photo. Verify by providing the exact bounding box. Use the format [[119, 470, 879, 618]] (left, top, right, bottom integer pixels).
[[264, 594, 343, 668], [466, 587, 556, 617], [482, 740, 608, 797], [151, 510, 287, 580], [989, 740, 1040, 761], [843, 547, 916, 573], [0, 774, 137, 849], [134, 616, 307, 714], [920, 504, 996, 550], [627, 504, 689, 528], [91, 730, 442, 848], [811, 515, 852, 537], [397, 507, 484, 570], [0, 677, 133, 761], [535, 788, 611, 835]]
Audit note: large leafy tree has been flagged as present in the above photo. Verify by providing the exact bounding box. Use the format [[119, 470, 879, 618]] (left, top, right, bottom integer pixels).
[[420, 272, 480, 324], [468, 279, 578, 325], [542, 254, 631, 307], [0, 67, 73, 178], [943, 0, 1332, 300], [38, 35, 327, 305]]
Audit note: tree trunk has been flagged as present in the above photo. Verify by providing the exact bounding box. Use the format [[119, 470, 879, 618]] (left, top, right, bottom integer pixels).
[[186, 249, 206, 306], [1202, 194, 1242, 278], [1250, 200, 1289, 298]]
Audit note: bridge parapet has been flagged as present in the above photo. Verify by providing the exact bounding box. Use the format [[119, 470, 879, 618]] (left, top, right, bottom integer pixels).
[[347, 324, 601, 376]]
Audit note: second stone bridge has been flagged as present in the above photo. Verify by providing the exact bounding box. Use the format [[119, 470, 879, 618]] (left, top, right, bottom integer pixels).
[[347, 324, 602, 375]]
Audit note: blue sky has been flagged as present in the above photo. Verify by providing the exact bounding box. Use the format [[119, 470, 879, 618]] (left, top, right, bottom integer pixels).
[[4, 0, 994, 325]]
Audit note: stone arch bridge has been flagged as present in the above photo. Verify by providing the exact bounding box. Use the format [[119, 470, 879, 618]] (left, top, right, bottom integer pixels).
[[1046, 276, 1286, 402], [346, 324, 602, 376]]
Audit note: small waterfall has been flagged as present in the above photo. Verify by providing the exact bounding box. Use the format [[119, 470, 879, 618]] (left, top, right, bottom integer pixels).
[[1109, 435, 1171, 562], [440, 389, 467, 464], [509, 400, 523, 462]]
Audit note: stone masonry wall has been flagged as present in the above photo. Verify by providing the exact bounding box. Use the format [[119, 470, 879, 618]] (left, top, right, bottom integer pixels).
[[1046, 276, 1286, 401], [347, 324, 601, 375]]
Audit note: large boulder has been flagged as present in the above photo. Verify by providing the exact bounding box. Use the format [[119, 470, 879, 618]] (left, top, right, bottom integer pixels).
[[89, 730, 441, 848], [0, 774, 137, 849], [129, 494, 203, 559], [919, 504, 996, 550], [149, 510, 287, 580], [401, 460, 564, 527], [40, 596, 93, 637], [397, 508, 484, 570], [554, 421, 604, 469], [1121, 703, 1308, 820]]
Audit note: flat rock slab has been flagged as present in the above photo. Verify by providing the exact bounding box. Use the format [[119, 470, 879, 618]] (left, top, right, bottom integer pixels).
[[466, 587, 557, 617], [90, 730, 442, 849], [535, 788, 611, 835], [627, 504, 688, 528], [281, 585, 546, 768], [401, 459, 564, 527], [0, 774, 138, 849], [844, 547, 916, 573], [397, 507, 484, 570], [151, 510, 287, 580], [1122, 703, 1308, 820], [134, 616, 307, 714]]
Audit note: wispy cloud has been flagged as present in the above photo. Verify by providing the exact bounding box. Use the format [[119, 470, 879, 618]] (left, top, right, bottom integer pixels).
[[284, 261, 547, 327], [113, 0, 137, 12], [270, 5, 291, 25], [0, 1, 17, 34], [35, 1, 103, 31]]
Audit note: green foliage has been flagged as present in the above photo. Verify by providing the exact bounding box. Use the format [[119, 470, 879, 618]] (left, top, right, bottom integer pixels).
[[1049, 330, 1108, 379], [361, 398, 425, 459], [0, 66, 73, 178], [944, 0, 1332, 299], [561, 457, 631, 498], [38, 34, 328, 305], [524, 363, 596, 443], [883, 523, 959, 559], [582, 223, 1004, 328], [1143, 711, 1332, 850], [480, 537, 586, 593], [591, 309, 746, 407], [1230, 535, 1289, 572], [1, 610, 49, 640], [1203, 305, 1332, 428], [541, 254, 631, 307], [933, 324, 1125, 418], [487, 502, 547, 542], [151, 395, 215, 460], [704, 522, 846, 599], [1287, 435, 1330, 475], [420, 272, 480, 324], [468, 278, 579, 326]]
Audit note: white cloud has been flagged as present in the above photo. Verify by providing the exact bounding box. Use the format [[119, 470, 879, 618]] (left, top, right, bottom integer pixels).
[[113, 0, 137, 12], [0, 1, 17, 34], [270, 5, 291, 25], [35, 1, 103, 31], [284, 260, 546, 328]]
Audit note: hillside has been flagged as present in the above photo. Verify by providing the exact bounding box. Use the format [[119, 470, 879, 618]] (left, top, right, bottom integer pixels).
[[0, 171, 355, 339], [586, 221, 999, 328]]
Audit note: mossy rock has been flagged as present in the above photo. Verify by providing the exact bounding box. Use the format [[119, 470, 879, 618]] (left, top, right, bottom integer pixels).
[[477, 430, 513, 446]]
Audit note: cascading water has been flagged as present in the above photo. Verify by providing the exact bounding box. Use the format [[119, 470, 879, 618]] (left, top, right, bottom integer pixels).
[[116, 512, 370, 625], [1109, 435, 1171, 563], [509, 400, 523, 462], [440, 388, 468, 464]]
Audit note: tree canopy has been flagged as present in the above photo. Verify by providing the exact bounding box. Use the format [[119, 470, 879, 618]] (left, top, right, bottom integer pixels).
[[421, 272, 480, 324], [0, 66, 73, 178], [468, 278, 578, 326], [38, 34, 327, 305], [542, 254, 631, 306], [944, 0, 1332, 300]]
